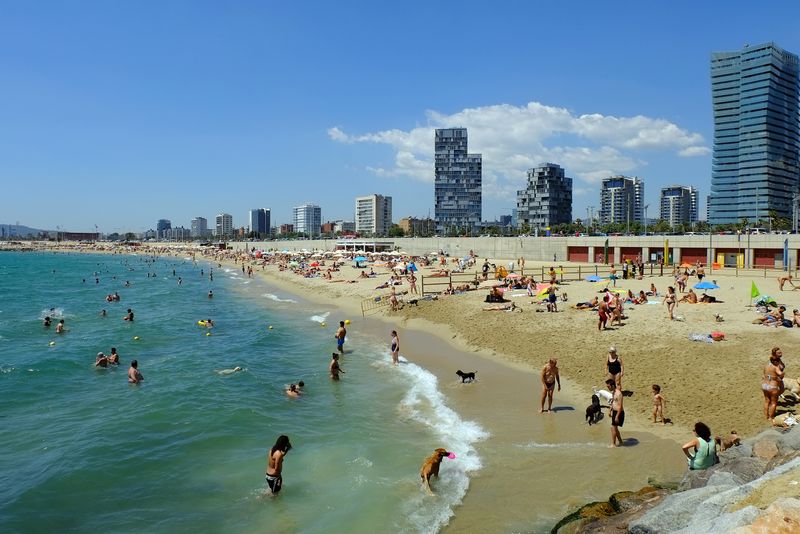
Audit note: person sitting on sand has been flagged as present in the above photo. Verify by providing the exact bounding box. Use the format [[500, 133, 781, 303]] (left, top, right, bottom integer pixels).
[[778, 273, 795, 291], [636, 290, 648, 304], [647, 283, 658, 297], [626, 289, 636, 303], [359, 270, 369, 279], [792, 309, 800, 327], [755, 306, 786, 327], [679, 289, 698, 304]]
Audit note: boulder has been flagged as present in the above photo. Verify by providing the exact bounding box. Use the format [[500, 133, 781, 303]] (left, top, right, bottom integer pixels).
[[727, 498, 800, 534], [629, 484, 737, 533], [718, 457, 768, 485], [765, 450, 800, 472], [777, 427, 800, 454], [720, 442, 752, 461], [752, 438, 779, 461]]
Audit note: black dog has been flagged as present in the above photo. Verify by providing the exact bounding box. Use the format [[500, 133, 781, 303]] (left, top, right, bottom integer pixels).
[[408, 299, 419, 307], [585, 394, 602, 425], [456, 370, 477, 383]]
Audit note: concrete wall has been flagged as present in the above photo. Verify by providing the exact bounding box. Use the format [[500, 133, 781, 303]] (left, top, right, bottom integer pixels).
[[229, 234, 800, 266]]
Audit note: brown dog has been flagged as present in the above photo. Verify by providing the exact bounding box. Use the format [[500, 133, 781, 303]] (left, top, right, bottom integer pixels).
[[420, 448, 451, 494], [715, 430, 741, 451]]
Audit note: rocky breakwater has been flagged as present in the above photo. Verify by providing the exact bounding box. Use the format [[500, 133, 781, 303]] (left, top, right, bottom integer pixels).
[[553, 428, 800, 533]]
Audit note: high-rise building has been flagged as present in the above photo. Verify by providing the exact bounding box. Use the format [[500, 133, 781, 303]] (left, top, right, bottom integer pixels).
[[293, 204, 321, 237], [248, 208, 271, 237], [709, 43, 800, 225], [600, 176, 644, 225], [516, 163, 573, 229], [355, 194, 392, 236], [191, 217, 208, 238], [156, 219, 171, 239], [434, 128, 482, 234], [660, 185, 698, 227], [215, 213, 233, 237]]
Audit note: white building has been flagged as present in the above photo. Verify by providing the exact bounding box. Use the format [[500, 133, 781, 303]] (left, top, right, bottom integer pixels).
[[600, 176, 644, 226], [215, 213, 233, 237], [293, 204, 322, 237], [660, 186, 698, 228], [355, 194, 392, 236]]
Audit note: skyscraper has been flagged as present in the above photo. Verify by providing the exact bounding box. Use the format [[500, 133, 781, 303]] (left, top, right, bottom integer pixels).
[[156, 219, 171, 239], [248, 208, 271, 237], [355, 194, 392, 236], [293, 204, 321, 237], [215, 213, 233, 237], [434, 128, 482, 235], [660, 185, 698, 228], [600, 176, 644, 226], [516, 163, 573, 229], [709, 43, 800, 225], [191, 217, 208, 238]]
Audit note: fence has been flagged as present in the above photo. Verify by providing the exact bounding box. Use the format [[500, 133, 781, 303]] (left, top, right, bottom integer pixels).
[[360, 294, 391, 317], [420, 271, 481, 295]]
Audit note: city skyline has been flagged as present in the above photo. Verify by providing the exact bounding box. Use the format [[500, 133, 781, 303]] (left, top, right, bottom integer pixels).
[[2, 2, 800, 232]]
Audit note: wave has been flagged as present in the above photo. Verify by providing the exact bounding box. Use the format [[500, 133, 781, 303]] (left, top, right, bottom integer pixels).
[[309, 312, 330, 323], [395, 359, 488, 533], [263, 293, 297, 304], [40, 307, 64, 319], [515, 441, 602, 449]]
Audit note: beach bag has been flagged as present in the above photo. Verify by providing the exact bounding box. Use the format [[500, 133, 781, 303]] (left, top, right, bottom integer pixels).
[[710, 331, 725, 341]]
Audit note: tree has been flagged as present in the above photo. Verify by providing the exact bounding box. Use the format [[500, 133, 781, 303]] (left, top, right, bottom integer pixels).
[[124, 232, 136, 242]]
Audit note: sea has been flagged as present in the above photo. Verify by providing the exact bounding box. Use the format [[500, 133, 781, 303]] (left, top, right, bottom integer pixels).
[[0, 251, 487, 533]]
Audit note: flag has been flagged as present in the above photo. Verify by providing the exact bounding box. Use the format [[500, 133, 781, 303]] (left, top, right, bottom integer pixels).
[[751, 281, 760, 299]]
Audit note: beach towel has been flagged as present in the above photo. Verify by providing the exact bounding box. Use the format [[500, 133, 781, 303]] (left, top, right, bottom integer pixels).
[[689, 333, 713, 343]]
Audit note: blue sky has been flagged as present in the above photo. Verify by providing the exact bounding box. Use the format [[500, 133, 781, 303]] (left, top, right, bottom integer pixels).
[[2, 1, 800, 232]]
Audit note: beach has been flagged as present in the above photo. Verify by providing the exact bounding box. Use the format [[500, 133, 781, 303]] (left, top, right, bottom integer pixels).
[[6, 242, 800, 532]]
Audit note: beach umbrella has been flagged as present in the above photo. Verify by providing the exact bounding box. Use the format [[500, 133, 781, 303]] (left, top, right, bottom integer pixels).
[[585, 275, 602, 282], [408, 263, 417, 272], [694, 281, 719, 290], [353, 256, 367, 262]]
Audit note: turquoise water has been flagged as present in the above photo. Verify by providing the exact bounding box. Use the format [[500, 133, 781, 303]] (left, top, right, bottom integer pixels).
[[0, 252, 485, 533]]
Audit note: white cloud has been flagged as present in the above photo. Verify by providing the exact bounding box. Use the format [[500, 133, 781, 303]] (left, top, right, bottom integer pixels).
[[328, 101, 709, 197]]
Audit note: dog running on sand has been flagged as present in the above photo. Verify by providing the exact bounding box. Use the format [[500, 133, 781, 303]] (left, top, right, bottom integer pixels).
[[420, 448, 453, 494], [456, 370, 477, 383]]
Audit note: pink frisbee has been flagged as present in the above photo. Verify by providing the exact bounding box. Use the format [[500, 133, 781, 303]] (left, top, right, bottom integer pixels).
[[447, 452, 456, 459]]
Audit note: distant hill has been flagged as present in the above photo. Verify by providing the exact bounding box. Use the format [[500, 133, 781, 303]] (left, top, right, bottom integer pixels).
[[0, 224, 48, 238]]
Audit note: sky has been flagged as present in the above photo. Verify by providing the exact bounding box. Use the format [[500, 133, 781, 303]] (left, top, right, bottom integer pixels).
[[2, 1, 800, 233]]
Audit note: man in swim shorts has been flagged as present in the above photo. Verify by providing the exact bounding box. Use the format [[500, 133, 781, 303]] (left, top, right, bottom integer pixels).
[[539, 359, 560, 413], [608, 378, 624, 446], [335, 321, 346, 353]]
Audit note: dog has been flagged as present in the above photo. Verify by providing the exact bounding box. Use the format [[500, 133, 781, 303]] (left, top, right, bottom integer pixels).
[[420, 448, 452, 494], [585, 394, 602, 425], [715, 430, 741, 451], [408, 298, 419, 307], [592, 386, 613, 407], [714, 313, 724, 322], [456, 370, 477, 383]]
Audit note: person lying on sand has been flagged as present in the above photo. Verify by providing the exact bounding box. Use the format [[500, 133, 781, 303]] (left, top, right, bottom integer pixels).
[[483, 302, 519, 312], [574, 296, 598, 310], [428, 269, 450, 277], [754, 306, 786, 327]]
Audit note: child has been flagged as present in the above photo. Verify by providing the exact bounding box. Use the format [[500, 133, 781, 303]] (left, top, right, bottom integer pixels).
[[652, 384, 666, 424]]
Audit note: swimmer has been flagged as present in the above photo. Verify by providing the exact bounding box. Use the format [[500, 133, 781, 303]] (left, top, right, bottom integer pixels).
[[330, 353, 344, 380], [124, 309, 134, 321], [95, 352, 109, 368], [286, 384, 301, 397], [108, 347, 119, 365], [208, 290, 213, 298], [100, 309, 107, 317], [128, 359, 143, 383], [43, 316, 51, 327], [56, 319, 65, 333], [216, 366, 243, 375], [297, 380, 304, 391]]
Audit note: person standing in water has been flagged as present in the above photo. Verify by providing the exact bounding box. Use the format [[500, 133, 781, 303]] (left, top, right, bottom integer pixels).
[[335, 321, 346, 354], [56, 319, 65, 333], [329, 353, 344, 380], [539, 358, 561, 413], [390, 330, 400, 365], [265, 435, 291, 495], [128, 360, 143, 383], [608, 378, 624, 447]]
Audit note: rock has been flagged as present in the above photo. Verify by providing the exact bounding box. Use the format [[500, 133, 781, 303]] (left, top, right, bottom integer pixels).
[[629, 484, 737, 533], [777, 427, 800, 454], [727, 498, 800, 534], [752, 438, 780, 461], [765, 450, 800, 472], [720, 442, 752, 461], [719, 457, 768, 485]]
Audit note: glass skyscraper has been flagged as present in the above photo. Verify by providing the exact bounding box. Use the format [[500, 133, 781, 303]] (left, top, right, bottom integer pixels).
[[709, 43, 800, 225], [434, 128, 482, 235]]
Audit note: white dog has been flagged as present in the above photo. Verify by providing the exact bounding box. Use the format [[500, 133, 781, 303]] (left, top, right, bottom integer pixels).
[[592, 386, 613, 406]]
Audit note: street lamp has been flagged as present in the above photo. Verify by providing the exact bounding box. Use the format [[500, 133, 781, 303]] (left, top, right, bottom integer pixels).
[[644, 204, 650, 236]]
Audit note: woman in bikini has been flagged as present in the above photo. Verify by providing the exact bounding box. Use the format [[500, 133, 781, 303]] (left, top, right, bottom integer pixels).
[[606, 347, 624, 388], [390, 330, 400, 365], [265, 435, 292, 494], [762, 347, 785, 420], [663, 286, 677, 320]]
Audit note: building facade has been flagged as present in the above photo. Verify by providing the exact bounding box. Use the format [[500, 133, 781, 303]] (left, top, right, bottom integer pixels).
[[163, 226, 190, 241], [709, 42, 800, 225], [191, 217, 208, 238], [248, 208, 271, 237], [516, 163, 573, 229], [660, 186, 699, 228], [215, 213, 233, 237], [156, 219, 171, 239], [434, 128, 482, 234], [293, 204, 322, 237], [279, 224, 294, 235], [600, 176, 644, 226], [398, 217, 435, 236], [355, 194, 392, 236]]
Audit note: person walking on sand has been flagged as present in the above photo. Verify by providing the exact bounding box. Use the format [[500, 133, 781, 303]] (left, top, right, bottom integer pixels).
[[778, 273, 794, 291], [539, 359, 561, 413], [409, 273, 418, 295], [329, 353, 344, 380], [652, 385, 667, 424], [597, 299, 609, 331], [390, 330, 400, 365], [663, 286, 677, 320], [606, 347, 624, 388], [335, 321, 346, 353], [265, 435, 291, 495], [762, 347, 785, 420], [608, 378, 624, 447]]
